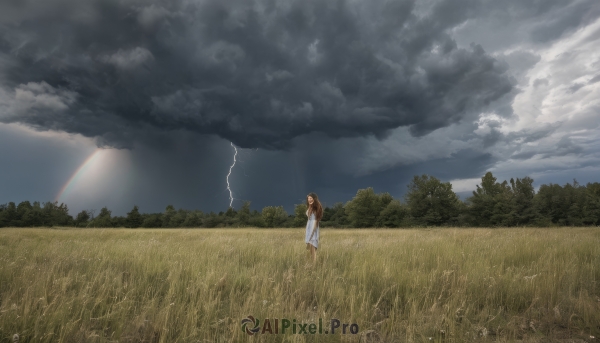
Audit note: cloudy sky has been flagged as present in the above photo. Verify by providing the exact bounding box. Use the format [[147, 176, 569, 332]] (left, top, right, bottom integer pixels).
[[1, 0, 599, 216]]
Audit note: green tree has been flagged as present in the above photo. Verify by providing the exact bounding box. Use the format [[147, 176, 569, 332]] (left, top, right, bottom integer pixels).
[[18, 201, 44, 227], [58, 203, 73, 226], [111, 216, 127, 227], [89, 207, 113, 227], [534, 183, 565, 224], [533, 180, 591, 226], [376, 199, 408, 227], [162, 205, 176, 227], [468, 172, 502, 226], [583, 182, 600, 225], [327, 202, 350, 227], [293, 203, 308, 227], [203, 212, 224, 228], [345, 188, 383, 227], [262, 206, 288, 228], [183, 210, 203, 227], [126, 205, 143, 228], [37, 201, 72, 227], [75, 210, 90, 227], [249, 210, 265, 227], [225, 207, 237, 218], [488, 182, 514, 226], [16, 201, 33, 226], [509, 177, 537, 225], [29, 202, 44, 227], [236, 201, 251, 226], [142, 213, 163, 228], [322, 206, 333, 222], [1, 202, 18, 227], [467, 172, 525, 227], [169, 209, 188, 227], [223, 207, 239, 227], [405, 175, 460, 226]]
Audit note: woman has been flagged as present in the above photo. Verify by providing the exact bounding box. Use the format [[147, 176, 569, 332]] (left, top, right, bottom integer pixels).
[[305, 192, 323, 264]]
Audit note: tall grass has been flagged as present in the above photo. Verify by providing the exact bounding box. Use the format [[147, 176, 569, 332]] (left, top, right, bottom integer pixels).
[[0, 227, 598, 342]]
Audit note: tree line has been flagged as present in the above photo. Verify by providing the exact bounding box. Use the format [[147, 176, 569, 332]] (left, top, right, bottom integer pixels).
[[1, 172, 599, 228]]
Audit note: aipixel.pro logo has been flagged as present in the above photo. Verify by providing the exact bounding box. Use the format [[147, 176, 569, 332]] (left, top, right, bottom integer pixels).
[[241, 316, 359, 336]]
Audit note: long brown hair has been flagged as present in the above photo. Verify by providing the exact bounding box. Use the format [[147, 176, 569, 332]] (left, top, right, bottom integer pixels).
[[306, 192, 323, 227]]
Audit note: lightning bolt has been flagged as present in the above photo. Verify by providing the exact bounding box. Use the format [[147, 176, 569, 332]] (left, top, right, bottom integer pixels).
[[226, 142, 238, 208]]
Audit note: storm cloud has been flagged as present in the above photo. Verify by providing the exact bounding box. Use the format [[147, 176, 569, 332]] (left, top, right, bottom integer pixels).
[[0, 0, 515, 149], [1, 0, 599, 215]]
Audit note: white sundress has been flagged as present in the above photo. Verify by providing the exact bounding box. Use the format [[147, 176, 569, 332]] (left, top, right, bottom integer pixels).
[[305, 209, 320, 249]]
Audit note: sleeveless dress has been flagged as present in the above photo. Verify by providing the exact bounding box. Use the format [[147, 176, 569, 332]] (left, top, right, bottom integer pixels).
[[305, 209, 319, 249]]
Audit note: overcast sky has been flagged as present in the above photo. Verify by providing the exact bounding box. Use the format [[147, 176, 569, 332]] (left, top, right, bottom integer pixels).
[[1, 0, 599, 216]]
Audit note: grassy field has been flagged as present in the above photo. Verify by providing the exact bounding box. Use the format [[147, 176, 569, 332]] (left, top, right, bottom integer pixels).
[[0, 227, 599, 343]]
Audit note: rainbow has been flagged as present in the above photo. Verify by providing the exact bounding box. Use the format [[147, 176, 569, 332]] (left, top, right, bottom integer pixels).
[[55, 149, 103, 203]]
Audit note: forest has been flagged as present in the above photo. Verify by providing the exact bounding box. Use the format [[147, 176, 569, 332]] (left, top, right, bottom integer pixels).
[[1, 172, 599, 228]]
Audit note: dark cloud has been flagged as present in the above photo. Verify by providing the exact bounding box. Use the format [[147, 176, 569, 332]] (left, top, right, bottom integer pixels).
[[1, 0, 598, 216], [508, 133, 583, 161], [482, 126, 503, 148], [568, 82, 585, 94], [510, 151, 537, 160], [0, 124, 92, 204], [271, 146, 497, 208], [528, 0, 599, 43], [499, 50, 541, 86], [588, 74, 600, 84], [452, 0, 600, 54], [501, 50, 541, 72], [547, 135, 583, 158], [0, 0, 514, 149], [506, 124, 559, 144]]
